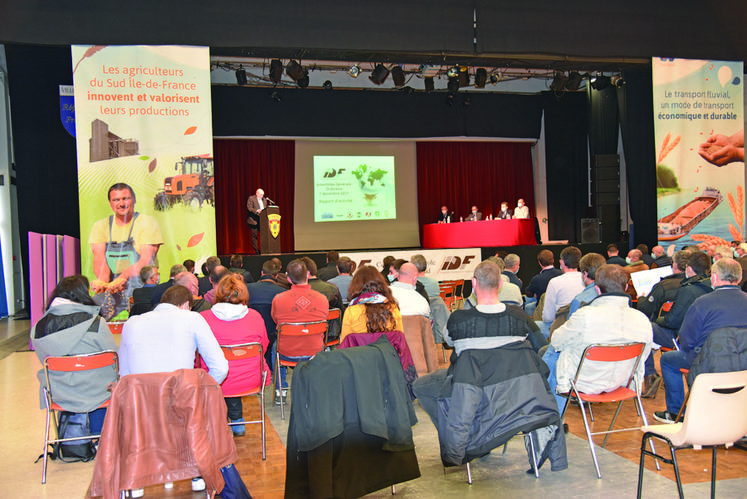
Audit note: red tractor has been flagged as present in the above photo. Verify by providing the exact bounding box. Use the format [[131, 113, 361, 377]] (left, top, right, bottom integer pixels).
[[154, 154, 214, 211]]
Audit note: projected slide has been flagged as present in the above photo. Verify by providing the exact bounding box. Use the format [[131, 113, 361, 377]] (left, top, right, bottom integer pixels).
[[313, 156, 396, 222]]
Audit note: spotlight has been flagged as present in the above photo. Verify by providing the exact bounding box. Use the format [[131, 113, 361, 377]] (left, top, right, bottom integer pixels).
[[458, 67, 469, 88], [235, 66, 247, 86], [369, 64, 390, 85], [489, 72, 501, 84], [591, 73, 611, 91], [323, 80, 333, 90], [550, 71, 568, 92], [391, 65, 406, 87], [612, 76, 626, 88], [269, 59, 283, 85], [424, 76, 434, 93], [447, 76, 460, 93], [474, 68, 488, 88], [285, 60, 308, 84], [348, 65, 361, 78], [270, 90, 281, 102], [565, 71, 583, 91], [446, 66, 459, 78], [297, 74, 310, 89]]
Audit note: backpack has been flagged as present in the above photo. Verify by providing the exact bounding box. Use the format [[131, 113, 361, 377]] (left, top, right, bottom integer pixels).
[[54, 411, 97, 462]]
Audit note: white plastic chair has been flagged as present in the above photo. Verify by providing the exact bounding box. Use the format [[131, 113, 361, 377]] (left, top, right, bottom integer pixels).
[[637, 369, 747, 499]]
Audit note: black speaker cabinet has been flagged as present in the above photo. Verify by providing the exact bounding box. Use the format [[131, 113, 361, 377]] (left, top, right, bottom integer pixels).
[[581, 218, 601, 244]]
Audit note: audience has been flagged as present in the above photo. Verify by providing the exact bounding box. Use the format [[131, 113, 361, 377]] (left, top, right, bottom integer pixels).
[[341, 265, 402, 342], [650, 245, 672, 269], [301, 256, 342, 309], [636, 249, 690, 322], [503, 253, 522, 288], [228, 254, 255, 285], [525, 249, 563, 303], [174, 271, 211, 312], [182, 259, 196, 275], [328, 256, 354, 306], [411, 254, 439, 299], [198, 256, 222, 296], [317, 250, 340, 281], [204, 265, 230, 305], [200, 274, 270, 436], [248, 259, 286, 367], [388, 258, 429, 301], [130, 265, 159, 316], [542, 247, 584, 329], [464, 257, 522, 308], [637, 244, 654, 266], [389, 262, 431, 318], [150, 263, 186, 305], [655, 257, 747, 423], [605, 244, 627, 267]]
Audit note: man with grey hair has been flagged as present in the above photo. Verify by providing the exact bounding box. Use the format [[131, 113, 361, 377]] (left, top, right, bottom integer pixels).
[[656, 257, 747, 423], [411, 254, 439, 299], [199, 255, 222, 296], [502, 253, 522, 288], [130, 265, 160, 316], [150, 263, 187, 306], [463, 257, 522, 308]]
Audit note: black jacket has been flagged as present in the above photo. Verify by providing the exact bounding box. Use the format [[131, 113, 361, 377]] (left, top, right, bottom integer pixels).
[[636, 272, 685, 321], [687, 326, 747, 385], [655, 274, 711, 332]]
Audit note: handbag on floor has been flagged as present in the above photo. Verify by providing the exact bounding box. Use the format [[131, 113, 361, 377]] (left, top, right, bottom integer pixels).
[[217, 463, 252, 499]]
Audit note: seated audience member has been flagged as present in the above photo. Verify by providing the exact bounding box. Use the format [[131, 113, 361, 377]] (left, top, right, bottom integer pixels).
[[567, 252, 606, 318], [271, 259, 329, 404], [341, 265, 403, 342], [390, 262, 431, 318], [204, 265, 230, 305], [119, 284, 228, 495], [380, 255, 396, 281], [150, 263, 186, 306], [271, 257, 291, 290], [413, 260, 545, 424], [503, 253, 522, 288], [642, 251, 712, 398], [650, 245, 673, 269], [605, 244, 627, 267], [317, 250, 340, 281], [174, 271, 211, 312], [31, 275, 119, 434], [437, 205, 453, 224], [546, 264, 653, 412], [328, 257, 354, 306], [513, 198, 530, 219], [712, 245, 733, 262], [465, 205, 482, 221], [734, 243, 747, 287], [525, 249, 563, 302], [541, 247, 584, 330], [464, 257, 522, 308], [198, 256, 222, 296], [497, 201, 513, 219], [655, 258, 747, 423], [301, 256, 342, 309], [228, 254, 255, 285], [411, 254, 440, 299], [120, 285, 228, 382], [388, 258, 429, 301], [248, 260, 286, 367], [637, 244, 654, 266], [624, 249, 649, 275], [182, 259, 196, 275], [130, 265, 159, 316], [637, 249, 690, 322], [201, 274, 270, 436]]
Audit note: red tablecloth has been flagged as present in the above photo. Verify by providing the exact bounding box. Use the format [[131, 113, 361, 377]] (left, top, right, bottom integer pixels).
[[423, 219, 537, 248]]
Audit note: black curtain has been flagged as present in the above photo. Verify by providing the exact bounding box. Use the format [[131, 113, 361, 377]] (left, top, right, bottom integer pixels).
[[618, 68, 658, 247], [542, 91, 589, 242]]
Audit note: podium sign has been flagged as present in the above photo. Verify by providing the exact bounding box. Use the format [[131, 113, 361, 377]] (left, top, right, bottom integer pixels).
[[260, 205, 281, 254]]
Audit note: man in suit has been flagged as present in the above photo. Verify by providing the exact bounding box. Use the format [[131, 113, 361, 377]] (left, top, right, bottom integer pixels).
[[246, 188, 268, 254], [465, 205, 482, 221], [497, 202, 513, 219], [437, 206, 453, 223]]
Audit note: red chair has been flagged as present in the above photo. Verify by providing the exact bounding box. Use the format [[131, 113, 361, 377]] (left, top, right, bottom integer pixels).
[[559, 342, 659, 478], [323, 308, 342, 350], [220, 342, 268, 460], [41, 350, 119, 484], [275, 320, 328, 420]]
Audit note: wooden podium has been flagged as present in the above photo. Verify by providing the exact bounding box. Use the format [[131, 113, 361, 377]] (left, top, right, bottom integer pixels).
[[259, 205, 281, 254]]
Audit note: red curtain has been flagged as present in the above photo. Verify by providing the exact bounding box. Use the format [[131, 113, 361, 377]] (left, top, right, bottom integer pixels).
[[213, 139, 295, 254], [416, 141, 536, 232]]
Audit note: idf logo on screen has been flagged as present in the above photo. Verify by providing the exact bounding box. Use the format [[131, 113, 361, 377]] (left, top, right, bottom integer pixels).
[[323, 168, 346, 178]]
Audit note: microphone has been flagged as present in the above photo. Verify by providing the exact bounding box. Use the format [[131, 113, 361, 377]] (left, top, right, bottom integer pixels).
[[265, 196, 275, 206]]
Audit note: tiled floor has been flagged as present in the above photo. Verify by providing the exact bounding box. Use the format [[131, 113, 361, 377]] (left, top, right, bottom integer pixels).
[[4, 318, 747, 498]]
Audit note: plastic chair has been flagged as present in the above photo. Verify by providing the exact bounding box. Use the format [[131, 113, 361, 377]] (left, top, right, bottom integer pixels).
[[41, 350, 119, 484], [559, 342, 659, 479], [275, 320, 328, 420], [439, 282, 457, 311], [220, 342, 267, 460], [323, 308, 342, 350], [637, 370, 747, 499]]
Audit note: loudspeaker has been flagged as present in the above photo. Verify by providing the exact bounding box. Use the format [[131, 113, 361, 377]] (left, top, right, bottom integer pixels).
[[581, 218, 600, 244]]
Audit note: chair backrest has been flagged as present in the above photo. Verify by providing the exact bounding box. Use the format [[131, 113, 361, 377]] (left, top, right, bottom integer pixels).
[[401, 315, 439, 375], [277, 320, 328, 358], [220, 342, 266, 394], [678, 370, 747, 447], [44, 350, 119, 406], [572, 342, 646, 390], [327, 308, 341, 321]]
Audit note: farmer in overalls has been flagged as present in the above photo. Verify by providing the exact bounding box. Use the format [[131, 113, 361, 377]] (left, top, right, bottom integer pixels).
[[89, 183, 163, 319]]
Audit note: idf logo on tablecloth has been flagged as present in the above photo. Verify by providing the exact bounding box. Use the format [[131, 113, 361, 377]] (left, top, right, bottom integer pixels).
[[268, 214, 281, 238]]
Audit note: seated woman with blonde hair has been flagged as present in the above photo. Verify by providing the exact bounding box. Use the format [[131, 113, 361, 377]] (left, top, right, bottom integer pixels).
[[340, 265, 402, 342], [200, 273, 270, 437]]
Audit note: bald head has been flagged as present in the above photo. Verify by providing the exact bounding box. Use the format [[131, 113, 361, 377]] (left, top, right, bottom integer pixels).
[[174, 271, 199, 295], [397, 262, 419, 285], [652, 245, 665, 257]]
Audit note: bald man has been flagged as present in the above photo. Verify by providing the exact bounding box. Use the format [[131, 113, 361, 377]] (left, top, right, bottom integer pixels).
[[390, 262, 431, 318], [246, 188, 267, 254]]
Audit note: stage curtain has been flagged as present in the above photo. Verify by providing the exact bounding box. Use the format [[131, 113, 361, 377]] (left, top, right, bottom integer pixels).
[[415, 142, 536, 240], [213, 139, 295, 254]]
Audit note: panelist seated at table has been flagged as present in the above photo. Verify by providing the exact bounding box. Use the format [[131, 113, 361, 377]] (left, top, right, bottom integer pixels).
[[497, 202, 513, 220], [437, 206, 454, 224], [514, 198, 530, 219], [464, 206, 482, 221]]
